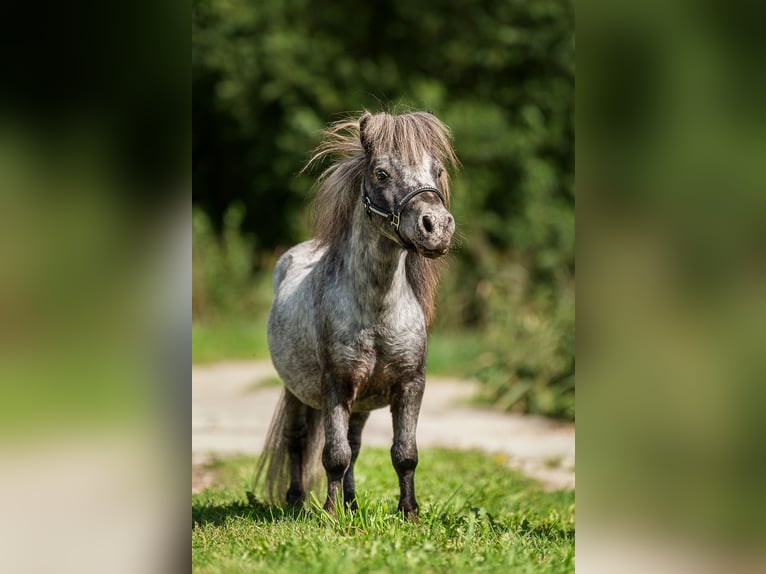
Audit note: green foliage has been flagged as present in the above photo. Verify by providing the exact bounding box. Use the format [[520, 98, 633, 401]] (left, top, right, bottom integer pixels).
[[193, 448, 574, 573], [192, 0, 574, 418], [192, 206, 272, 321], [474, 266, 575, 420]]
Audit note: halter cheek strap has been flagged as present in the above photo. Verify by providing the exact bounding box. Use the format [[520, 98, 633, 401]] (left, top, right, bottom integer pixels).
[[363, 185, 446, 239]]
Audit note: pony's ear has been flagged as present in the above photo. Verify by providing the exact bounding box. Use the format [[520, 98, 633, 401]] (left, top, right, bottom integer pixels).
[[359, 111, 373, 155]]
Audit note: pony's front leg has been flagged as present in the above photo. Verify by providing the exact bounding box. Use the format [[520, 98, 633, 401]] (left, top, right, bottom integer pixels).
[[321, 379, 352, 514], [390, 378, 425, 522]]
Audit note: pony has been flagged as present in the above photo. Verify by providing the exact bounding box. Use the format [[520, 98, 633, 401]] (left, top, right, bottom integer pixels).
[[255, 110, 458, 521]]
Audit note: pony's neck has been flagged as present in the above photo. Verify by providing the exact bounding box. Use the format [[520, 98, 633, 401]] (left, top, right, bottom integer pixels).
[[344, 205, 411, 312]]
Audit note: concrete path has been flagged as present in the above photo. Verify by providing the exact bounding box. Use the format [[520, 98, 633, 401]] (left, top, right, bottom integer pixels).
[[192, 361, 574, 492]]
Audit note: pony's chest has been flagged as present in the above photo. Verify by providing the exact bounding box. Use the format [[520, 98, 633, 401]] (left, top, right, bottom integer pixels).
[[329, 308, 426, 411], [324, 264, 427, 402], [335, 319, 424, 365], [348, 322, 426, 405], [345, 339, 422, 411], [329, 310, 425, 369], [357, 295, 426, 362]]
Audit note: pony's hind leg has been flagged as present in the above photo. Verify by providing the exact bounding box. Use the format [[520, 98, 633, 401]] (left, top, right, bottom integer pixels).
[[343, 411, 370, 510], [283, 390, 309, 506]]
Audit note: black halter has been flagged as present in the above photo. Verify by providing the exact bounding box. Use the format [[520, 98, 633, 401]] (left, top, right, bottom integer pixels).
[[363, 184, 446, 248]]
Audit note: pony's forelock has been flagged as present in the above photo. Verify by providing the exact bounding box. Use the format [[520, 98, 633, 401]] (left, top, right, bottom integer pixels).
[[307, 111, 458, 249]]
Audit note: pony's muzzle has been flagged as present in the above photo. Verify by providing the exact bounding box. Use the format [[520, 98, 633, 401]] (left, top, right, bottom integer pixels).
[[416, 211, 455, 256]]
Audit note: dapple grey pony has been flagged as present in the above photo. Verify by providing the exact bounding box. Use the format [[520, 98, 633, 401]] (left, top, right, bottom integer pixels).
[[255, 110, 458, 521]]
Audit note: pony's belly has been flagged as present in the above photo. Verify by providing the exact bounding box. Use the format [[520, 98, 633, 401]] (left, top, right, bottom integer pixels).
[[273, 365, 323, 410], [282, 378, 390, 412]]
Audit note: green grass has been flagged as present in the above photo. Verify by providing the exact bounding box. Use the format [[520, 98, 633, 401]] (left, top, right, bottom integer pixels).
[[193, 448, 574, 573], [193, 317, 485, 378], [192, 317, 270, 364], [426, 330, 485, 377]]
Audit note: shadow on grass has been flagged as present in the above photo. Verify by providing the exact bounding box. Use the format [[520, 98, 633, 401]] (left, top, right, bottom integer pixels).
[[516, 515, 575, 541], [193, 494, 574, 547], [192, 492, 308, 527], [419, 505, 574, 542]]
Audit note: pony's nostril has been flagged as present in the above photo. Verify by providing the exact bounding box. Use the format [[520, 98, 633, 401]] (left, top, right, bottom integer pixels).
[[422, 215, 434, 234]]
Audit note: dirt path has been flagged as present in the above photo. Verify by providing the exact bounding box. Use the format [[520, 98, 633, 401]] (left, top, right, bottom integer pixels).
[[192, 360, 574, 492]]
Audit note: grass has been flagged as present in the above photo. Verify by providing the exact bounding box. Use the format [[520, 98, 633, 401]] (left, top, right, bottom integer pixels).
[[192, 317, 270, 364], [193, 317, 485, 377], [426, 330, 485, 377], [192, 448, 574, 573]]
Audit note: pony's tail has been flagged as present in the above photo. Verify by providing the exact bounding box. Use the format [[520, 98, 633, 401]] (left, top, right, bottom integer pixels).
[[253, 390, 325, 505]]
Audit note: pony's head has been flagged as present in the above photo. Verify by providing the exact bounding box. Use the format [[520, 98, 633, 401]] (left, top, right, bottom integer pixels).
[[309, 110, 459, 258], [358, 111, 456, 258]]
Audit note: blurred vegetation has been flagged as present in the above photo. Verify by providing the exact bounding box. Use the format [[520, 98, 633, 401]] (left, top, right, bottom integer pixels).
[[192, 0, 574, 419]]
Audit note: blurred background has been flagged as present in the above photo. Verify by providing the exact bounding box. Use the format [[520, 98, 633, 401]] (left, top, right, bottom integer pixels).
[[191, 0, 576, 420], [1, 0, 765, 571], [578, 1, 766, 571]]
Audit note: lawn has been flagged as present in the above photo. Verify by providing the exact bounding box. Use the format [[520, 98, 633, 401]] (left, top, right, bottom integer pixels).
[[192, 318, 270, 364], [192, 448, 574, 573]]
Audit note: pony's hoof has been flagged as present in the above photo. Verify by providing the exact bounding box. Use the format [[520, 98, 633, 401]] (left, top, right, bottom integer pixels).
[[322, 500, 337, 516], [285, 488, 305, 507], [344, 497, 358, 512], [402, 509, 420, 524], [399, 503, 420, 524]]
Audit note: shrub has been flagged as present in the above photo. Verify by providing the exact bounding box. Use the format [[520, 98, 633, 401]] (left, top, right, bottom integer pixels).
[[192, 205, 263, 321]]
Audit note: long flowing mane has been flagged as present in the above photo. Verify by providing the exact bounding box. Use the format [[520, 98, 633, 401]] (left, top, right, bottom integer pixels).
[[303, 110, 459, 326]]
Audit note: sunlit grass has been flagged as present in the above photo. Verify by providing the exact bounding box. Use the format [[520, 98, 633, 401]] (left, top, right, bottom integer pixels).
[[192, 317, 270, 364], [426, 329, 484, 377], [193, 448, 574, 573]]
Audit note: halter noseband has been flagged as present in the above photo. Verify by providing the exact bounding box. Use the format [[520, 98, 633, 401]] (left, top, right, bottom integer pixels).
[[363, 184, 446, 247]]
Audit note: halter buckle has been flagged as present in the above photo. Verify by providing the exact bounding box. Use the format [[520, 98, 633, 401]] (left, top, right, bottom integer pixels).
[[390, 212, 400, 230]]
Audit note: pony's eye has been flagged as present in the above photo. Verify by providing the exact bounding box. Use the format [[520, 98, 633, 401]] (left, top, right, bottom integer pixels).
[[375, 169, 389, 181]]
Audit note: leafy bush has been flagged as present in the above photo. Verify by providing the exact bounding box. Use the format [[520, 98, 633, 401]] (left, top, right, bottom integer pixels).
[[192, 0, 574, 418], [192, 205, 268, 321], [476, 269, 574, 420]]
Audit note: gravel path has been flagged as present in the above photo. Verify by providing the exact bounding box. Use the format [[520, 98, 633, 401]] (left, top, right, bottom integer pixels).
[[192, 360, 574, 492]]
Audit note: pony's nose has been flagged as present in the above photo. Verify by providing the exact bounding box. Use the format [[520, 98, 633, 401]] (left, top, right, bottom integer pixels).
[[422, 215, 434, 234], [419, 213, 454, 232], [417, 212, 455, 247]]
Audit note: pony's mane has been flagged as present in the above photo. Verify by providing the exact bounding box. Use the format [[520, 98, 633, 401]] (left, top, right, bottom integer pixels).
[[303, 110, 459, 326]]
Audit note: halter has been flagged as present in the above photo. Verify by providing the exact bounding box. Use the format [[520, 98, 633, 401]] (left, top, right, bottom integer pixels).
[[363, 183, 446, 248]]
